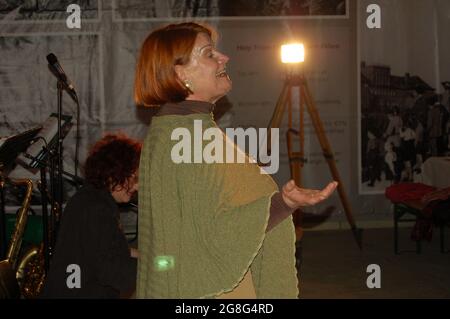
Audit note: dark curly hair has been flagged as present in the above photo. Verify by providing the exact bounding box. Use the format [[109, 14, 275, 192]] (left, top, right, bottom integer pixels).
[[83, 133, 142, 191]]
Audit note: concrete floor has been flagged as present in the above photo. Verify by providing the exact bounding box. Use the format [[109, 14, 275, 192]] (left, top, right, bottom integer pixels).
[[298, 227, 450, 299]]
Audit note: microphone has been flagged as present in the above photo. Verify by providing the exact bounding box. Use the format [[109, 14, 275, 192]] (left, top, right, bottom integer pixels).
[[46, 53, 78, 102]]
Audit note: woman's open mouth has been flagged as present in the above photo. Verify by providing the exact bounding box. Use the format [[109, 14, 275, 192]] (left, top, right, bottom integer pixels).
[[216, 69, 228, 78], [216, 69, 231, 82]]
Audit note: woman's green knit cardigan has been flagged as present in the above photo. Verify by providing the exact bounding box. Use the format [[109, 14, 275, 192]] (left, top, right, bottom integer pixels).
[[137, 113, 298, 298]]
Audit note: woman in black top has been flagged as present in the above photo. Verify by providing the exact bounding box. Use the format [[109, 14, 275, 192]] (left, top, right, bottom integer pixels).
[[40, 134, 141, 298]]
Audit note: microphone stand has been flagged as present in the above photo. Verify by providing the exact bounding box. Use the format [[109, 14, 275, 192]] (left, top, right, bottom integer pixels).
[[40, 165, 50, 273], [57, 81, 64, 211], [32, 142, 83, 273], [41, 80, 66, 270], [45, 55, 79, 270], [49, 81, 65, 258]]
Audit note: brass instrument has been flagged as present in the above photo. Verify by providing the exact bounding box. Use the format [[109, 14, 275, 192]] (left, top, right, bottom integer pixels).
[[18, 180, 62, 299], [0, 178, 46, 298], [16, 243, 45, 298]]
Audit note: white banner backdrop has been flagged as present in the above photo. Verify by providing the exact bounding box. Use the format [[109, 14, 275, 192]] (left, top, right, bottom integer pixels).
[[1, 1, 352, 218]]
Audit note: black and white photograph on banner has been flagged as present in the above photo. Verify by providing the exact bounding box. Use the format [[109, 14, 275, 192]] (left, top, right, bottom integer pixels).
[[359, 0, 450, 194], [360, 64, 450, 192], [114, 0, 348, 21], [1, 0, 450, 304]]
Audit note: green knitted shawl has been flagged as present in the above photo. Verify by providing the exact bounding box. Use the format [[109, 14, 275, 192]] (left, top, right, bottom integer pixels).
[[137, 113, 298, 298]]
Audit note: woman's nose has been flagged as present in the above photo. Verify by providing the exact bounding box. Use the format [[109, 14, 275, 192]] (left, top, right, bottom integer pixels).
[[218, 52, 229, 64]]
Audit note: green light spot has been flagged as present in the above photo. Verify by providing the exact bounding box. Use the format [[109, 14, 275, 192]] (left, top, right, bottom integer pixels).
[[154, 256, 175, 271]]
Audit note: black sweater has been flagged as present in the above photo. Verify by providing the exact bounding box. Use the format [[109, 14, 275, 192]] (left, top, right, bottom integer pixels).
[[40, 184, 136, 298]]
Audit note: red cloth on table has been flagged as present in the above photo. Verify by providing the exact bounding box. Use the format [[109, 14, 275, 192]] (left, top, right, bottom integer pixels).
[[385, 183, 437, 241], [385, 183, 436, 203]]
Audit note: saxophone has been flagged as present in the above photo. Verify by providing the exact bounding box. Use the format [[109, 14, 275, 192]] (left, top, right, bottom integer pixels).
[[0, 178, 46, 298], [16, 242, 45, 298]]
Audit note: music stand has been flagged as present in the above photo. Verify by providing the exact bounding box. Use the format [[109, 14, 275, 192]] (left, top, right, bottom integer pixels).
[[0, 126, 42, 259]]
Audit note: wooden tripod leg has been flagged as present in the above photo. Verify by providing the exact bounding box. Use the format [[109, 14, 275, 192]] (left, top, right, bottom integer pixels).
[[269, 80, 305, 241], [299, 89, 305, 188], [267, 81, 290, 154], [296, 91, 306, 241], [300, 79, 362, 248], [285, 85, 305, 241], [287, 128, 304, 241]]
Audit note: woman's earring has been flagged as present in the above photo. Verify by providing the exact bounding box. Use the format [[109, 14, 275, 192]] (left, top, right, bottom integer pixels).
[[184, 80, 194, 93]]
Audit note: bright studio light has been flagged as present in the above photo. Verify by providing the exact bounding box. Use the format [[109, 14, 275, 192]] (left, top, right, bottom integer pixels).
[[281, 43, 305, 64]]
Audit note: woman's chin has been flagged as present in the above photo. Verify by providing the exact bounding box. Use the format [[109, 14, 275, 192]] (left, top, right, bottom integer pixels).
[[222, 82, 232, 95]]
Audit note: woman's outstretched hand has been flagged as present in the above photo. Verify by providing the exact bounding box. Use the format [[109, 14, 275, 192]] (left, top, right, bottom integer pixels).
[[281, 180, 338, 209]]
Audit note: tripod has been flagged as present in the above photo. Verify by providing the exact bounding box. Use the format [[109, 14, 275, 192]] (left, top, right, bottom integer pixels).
[[268, 70, 362, 249]]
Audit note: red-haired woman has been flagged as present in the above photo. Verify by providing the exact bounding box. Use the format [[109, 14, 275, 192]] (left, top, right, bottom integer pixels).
[[41, 134, 141, 298], [135, 22, 337, 298]]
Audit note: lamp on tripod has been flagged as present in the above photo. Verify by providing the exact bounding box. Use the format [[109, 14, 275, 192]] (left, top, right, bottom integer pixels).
[[268, 43, 362, 249]]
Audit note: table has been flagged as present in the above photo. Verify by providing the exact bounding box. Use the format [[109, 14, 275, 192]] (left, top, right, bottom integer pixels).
[[422, 157, 450, 188]]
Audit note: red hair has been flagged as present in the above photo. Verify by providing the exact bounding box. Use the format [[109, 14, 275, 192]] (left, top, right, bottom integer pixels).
[[84, 133, 142, 191], [134, 22, 214, 106]]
